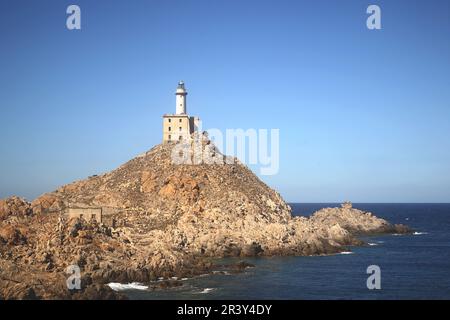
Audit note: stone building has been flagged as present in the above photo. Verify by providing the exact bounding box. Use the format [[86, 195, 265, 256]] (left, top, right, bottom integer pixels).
[[65, 206, 125, 226], [66, 207, 102, 223], [162, 81, 200, 143]]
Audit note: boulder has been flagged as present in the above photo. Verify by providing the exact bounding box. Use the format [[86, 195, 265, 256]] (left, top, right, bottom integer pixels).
[[0, 196, 32, 219]]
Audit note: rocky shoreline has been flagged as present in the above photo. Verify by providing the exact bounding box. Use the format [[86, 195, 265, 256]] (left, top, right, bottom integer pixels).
[[0, 199, 412, 300], [0, 140, 412, 299]]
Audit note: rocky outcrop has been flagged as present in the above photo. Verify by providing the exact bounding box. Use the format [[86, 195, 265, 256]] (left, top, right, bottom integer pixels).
[[309, 205, 410, 235], [0, 196, 32, 219], [0, 137, 411, 299]]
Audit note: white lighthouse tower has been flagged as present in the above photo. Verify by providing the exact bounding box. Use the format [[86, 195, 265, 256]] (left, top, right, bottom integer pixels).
[[162, 81, 200, 143], [175, 81, 187, 114]]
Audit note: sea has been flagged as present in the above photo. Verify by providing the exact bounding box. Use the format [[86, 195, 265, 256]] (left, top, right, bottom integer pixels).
[[118, 203, 450, 300]]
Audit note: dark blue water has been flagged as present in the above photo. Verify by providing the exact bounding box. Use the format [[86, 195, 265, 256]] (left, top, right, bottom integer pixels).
[[126, 204, 450, 299]]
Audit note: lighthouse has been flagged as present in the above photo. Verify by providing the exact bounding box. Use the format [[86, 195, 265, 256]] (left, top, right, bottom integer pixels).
[[162, 81, 200, 143], [175, 81, 187, 114]]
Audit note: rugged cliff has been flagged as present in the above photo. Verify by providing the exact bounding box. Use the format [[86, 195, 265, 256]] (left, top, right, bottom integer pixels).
[[0, 138, 410, 299]]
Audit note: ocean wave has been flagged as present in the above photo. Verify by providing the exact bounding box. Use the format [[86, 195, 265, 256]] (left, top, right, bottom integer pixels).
[[199, 288, 215, 294], [340, 251, 354, 255], [413, 231, 428, 235], [107, 282, 148, 291], [212, 270, 231, 275], [368, 243, 378, 246]]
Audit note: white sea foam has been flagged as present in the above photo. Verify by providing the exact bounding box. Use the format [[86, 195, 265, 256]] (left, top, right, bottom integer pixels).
[[200, 288, 215, 294], [212, 270, 231, 275], [368, 243, 378, 246], [413, 231, 428, 235], [340, 251, 354, 255], [107, 282, 148, 291]]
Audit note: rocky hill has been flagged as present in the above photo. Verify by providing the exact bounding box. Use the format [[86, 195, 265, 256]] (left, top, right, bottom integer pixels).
[[0, 137, 411, 299]]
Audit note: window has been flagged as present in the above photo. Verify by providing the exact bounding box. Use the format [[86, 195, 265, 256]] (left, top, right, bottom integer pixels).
[[179, 127, 182, 131], [179, 119, 182, 122], [168, 135, 171, 140], [168, 127, 171, 131], [179, 136, 182, 141], [168, 119, 171, 123]]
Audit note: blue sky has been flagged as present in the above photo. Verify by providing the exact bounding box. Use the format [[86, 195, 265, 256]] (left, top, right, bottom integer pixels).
[[1, 0, 450, 202]]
